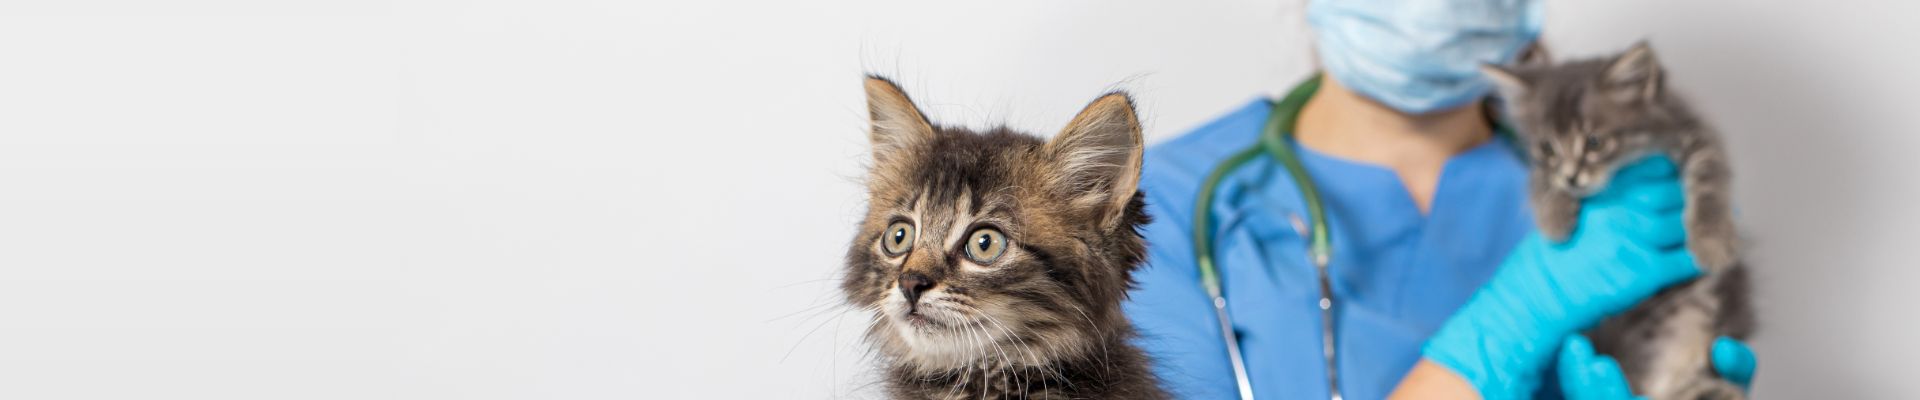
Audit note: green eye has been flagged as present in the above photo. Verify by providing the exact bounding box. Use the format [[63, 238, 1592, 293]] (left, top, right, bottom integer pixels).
[[963, 228, 1008, 264], [881, 221, 915, 256]]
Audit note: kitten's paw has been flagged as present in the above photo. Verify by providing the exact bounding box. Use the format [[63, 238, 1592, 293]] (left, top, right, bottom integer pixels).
[[1534, 197, 1580, 242], [1539, 216, 1575, 242], [1688, 235, 1739, 272], [1665, 378, 1744, 400]]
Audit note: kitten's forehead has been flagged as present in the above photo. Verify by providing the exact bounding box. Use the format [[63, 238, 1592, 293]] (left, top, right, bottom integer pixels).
[[879, 127, 1042, 209], [1515, 60, 1626, 135]]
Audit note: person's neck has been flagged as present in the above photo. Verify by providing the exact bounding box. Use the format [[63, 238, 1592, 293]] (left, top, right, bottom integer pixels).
[[1294, 77, 1493, 214]]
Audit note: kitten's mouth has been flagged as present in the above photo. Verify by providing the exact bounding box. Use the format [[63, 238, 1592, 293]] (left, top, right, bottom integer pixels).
[[1554, 178, 1604, 197], [893, 303, 972, 332], [902, 311, 942, 328]]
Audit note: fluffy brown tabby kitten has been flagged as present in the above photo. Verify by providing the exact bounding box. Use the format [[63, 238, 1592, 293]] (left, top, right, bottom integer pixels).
[[1484, 43, 1755, 400], [842, 77, 1166, 400]]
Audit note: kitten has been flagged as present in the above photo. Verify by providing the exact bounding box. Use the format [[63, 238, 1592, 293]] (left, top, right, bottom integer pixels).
[[842, 76, 1167, 400], [1484, 42, 1756, 400]]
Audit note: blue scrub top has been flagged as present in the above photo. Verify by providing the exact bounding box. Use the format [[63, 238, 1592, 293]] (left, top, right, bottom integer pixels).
[[1124, 98, 1536, 399]]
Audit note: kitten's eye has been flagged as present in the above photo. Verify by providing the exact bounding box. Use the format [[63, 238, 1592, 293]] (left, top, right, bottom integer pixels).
[[1535, 141, 1556, 157], [880, 221, 915, 256], [963, 228, 1007, 264], [1583, 135, 1601, 150]]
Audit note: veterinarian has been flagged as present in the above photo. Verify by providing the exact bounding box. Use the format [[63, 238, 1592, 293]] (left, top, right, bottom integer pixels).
[[1120, 0, 1759, 399]]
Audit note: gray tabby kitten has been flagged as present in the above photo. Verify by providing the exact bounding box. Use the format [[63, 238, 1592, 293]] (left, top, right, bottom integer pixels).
[[843, 76, 1167, 400], [1483, 43, 1756, 400]]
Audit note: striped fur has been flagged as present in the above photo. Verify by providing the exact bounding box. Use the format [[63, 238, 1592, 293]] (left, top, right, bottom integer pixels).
[[843, 76, 1166, 399]]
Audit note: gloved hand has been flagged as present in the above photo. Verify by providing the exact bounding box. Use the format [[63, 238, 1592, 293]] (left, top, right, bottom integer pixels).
[[1558, 335, 1758, 400], [1423, 156, 1702, 400]]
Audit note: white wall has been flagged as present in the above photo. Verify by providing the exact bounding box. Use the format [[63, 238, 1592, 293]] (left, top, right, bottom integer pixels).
[[0, 0, 1912, 398]]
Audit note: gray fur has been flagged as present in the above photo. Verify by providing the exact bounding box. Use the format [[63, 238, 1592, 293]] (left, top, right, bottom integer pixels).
[[1484, 42, 1756, 400]]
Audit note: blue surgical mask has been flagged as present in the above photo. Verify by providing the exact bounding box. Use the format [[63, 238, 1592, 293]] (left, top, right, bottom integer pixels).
[[1307, 0, 1544, 114]]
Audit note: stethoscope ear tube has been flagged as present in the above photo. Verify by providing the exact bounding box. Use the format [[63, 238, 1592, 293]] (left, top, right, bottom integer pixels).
[[1213, 296, 1257, 400], [1190, 76, 1336, 400]]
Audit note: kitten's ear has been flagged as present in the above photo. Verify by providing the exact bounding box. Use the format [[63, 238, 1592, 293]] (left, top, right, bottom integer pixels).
[[1516, 41, 1553, 67], [1482, 42, 1547, 95], [1480, 64, 1528, 93], [1046, 92, 1144, 231], [864, 76, 935, 163], [1603, 41, 1664, 103]]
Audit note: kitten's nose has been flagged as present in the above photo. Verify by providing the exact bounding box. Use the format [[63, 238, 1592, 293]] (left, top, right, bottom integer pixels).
[[898, 273, 935, 306]]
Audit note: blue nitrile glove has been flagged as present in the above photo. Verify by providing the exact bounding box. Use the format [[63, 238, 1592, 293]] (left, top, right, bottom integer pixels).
[[1423, 156, 1703, 400], [1558, 335, 1758, 400], [1711, 337, 1757, 389]]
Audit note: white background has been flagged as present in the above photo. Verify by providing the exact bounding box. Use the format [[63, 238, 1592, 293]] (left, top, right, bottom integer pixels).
[[0, 0, 1914, 398]]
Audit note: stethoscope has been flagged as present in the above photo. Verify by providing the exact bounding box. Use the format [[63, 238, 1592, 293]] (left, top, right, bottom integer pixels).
[[1192, 75, 1335, 400], [1193, 75, 1513, 400]]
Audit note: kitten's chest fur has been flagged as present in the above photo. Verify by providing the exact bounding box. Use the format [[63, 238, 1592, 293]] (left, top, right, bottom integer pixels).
[[885, 338, 1163, 400]]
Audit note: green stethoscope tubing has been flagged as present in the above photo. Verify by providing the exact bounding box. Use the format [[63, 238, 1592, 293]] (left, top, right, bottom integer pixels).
[[1195, 77, 1332, 299], [1192, 75, 1333, 400], [1193, 75, 1515, 400]]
